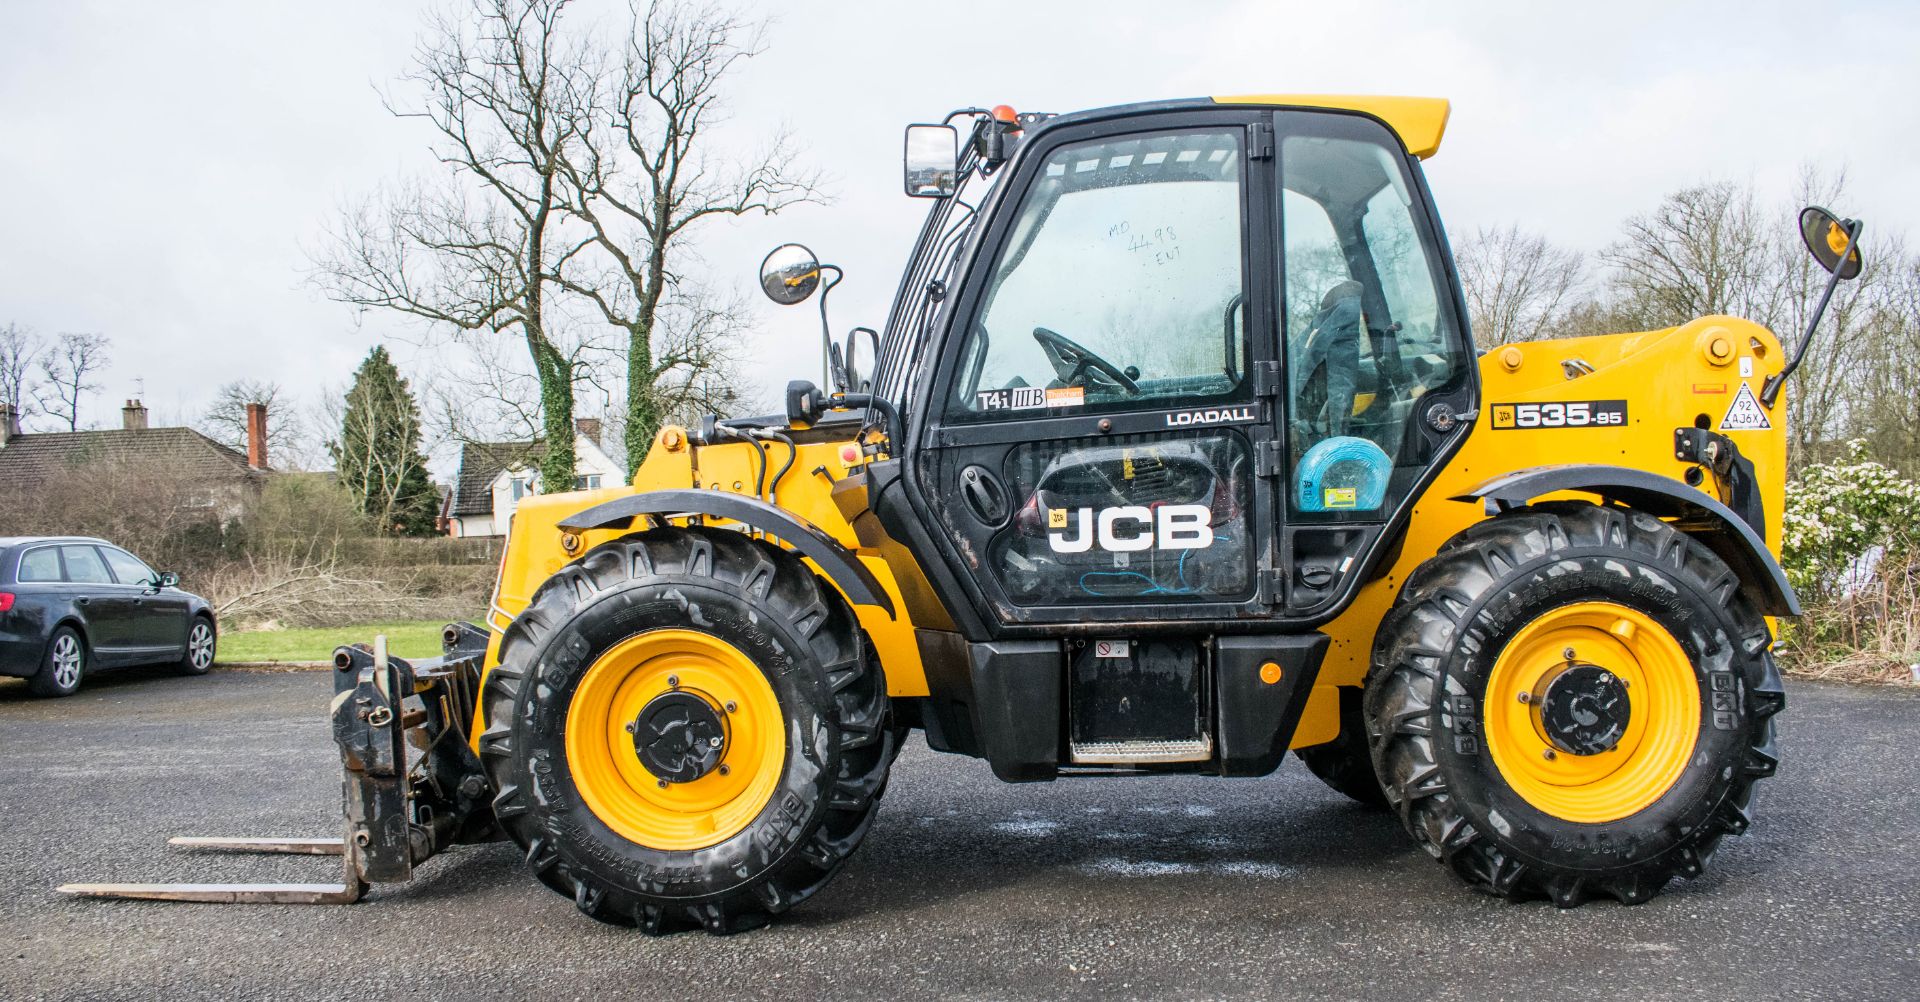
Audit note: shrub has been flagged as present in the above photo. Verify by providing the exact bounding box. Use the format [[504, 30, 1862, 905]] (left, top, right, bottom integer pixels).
[[1778, 440, 1920, 681]]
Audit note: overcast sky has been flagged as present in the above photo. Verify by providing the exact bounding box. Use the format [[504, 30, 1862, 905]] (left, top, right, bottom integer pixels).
[[3, 0, 1916, 465]]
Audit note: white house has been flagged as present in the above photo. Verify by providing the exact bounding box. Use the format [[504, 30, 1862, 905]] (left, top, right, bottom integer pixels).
[[442, 419, 623, 538]]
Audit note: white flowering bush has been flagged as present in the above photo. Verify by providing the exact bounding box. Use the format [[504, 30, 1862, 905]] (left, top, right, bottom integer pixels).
[[1781, 440, 1920, 602], [1777, 442, 1920, 683]]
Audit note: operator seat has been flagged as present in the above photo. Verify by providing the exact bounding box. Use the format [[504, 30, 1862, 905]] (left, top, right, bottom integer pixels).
[[1293, 279, 1365, 438]]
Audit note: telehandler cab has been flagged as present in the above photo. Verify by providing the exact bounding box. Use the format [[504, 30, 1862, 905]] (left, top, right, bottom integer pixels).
[[65, 95, 1866, 935]]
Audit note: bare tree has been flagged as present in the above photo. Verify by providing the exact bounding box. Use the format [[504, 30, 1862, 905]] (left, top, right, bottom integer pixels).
[[558, 1, 821, 472], [312, 0, 597, 494], [1455, 225, 1587, 347], [1845, 245, 1920, 472], [0, 322, 43, 422], [35, 332, 111, 431], [200, 379, 316, 467], [1600, 181, 1780, 332]]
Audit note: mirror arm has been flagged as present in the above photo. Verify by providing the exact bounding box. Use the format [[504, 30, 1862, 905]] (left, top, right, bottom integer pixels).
[[1763, 218, 1861, 408], [828, 341, 850, 394], [814, 265, 844, 389]]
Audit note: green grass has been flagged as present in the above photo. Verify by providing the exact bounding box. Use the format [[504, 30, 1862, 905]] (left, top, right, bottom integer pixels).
[[218, 620, 454, 664]]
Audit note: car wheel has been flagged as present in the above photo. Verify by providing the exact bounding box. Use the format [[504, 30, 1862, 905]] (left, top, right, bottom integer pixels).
[[178, 617, 216, 675], [30, 627, 86, 698]]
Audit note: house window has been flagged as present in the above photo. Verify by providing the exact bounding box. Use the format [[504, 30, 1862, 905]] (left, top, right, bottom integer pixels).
[[573, 474, 602, 491], [511, 478, 528, 501]]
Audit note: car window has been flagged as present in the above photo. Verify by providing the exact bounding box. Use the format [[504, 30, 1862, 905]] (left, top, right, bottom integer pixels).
[[60, 545, 114, 585], [100, 547, 156, 587], [17, 547, 61, 583]]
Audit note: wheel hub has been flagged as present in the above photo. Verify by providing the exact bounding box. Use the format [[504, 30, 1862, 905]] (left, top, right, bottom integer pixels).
[[631, 691, 729, 784], [1537, 662, 1631, 756]]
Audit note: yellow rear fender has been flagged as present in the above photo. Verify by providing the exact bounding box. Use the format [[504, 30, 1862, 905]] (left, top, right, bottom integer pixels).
[[556, 489, 896, 617]]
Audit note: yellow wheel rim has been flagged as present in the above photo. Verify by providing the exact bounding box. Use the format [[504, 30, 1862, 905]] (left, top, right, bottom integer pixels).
[[566, 629, 785, 851], [1483, 602, 1700, 824]]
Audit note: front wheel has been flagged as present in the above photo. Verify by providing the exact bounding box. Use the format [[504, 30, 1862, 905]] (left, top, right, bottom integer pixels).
[[1367, 501, 1785, 906], [478, 527, 893, 935], [178, 616, 216, 675]]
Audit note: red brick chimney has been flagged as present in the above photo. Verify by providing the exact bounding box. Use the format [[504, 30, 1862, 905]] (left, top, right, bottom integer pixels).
[[575, 417, 602, 447], [245, 402, 268, 470], [122, 399, 149, 430]]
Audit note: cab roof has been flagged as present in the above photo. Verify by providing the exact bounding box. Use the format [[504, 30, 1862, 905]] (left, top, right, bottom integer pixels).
[[1211, 94, 1450, 159]]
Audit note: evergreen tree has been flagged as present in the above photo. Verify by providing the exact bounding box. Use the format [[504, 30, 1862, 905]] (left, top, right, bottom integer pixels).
[[331, 346, 439, 535]]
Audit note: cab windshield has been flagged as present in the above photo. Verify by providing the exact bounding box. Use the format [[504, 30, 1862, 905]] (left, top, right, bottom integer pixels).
[[948, 129, 1247, 416]]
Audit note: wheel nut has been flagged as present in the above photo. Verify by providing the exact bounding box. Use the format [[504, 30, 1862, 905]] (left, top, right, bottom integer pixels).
[[625, 721, 638, 734], [657, 778, 669, 789], [718, 764, 731, 776], [1542, 748, 1558, 761], [724, 701, 738, 713], [1517, 692, 1531, 704], [667, 675, 680, 689], [1562, 647, 1576, 661]]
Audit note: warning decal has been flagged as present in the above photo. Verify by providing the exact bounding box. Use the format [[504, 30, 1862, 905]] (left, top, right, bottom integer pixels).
[[1720, 382, 1772, 431]]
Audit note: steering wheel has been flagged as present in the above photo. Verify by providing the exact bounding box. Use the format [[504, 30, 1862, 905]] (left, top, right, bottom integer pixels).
[[1032, 326, 1141, 395]]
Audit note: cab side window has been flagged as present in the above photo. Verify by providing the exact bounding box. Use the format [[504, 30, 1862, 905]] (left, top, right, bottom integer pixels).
[[949, 129, 1248, 418], [1280, 127, 1465, 517]]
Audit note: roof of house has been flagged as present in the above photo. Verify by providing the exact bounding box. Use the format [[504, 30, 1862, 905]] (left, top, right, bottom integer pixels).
[[0, 427, 264, 491], [449, 440, 545, 517]]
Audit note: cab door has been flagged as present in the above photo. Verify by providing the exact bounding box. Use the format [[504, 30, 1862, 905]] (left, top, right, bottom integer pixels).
[[917, 112, 1281, 627], [1268, 110, 1477, 615]]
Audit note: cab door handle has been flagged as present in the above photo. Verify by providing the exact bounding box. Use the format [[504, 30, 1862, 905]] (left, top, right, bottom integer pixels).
[[960, 465, 1011, 528]]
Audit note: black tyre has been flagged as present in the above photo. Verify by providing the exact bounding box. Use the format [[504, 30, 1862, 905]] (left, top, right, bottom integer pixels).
[[1366, 501, 1785, 906], [478, 527, 893, 935], [178, 616, 216, 675], [1295, 686, 1387, 807], [29, 626, 86, 697]]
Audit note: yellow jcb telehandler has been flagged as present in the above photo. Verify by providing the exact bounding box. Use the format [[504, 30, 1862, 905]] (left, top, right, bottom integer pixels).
[[64, 95, 1865, 935]]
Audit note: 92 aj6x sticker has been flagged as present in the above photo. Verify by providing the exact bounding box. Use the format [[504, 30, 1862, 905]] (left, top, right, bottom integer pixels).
[[1489, 399, 1628, 430]]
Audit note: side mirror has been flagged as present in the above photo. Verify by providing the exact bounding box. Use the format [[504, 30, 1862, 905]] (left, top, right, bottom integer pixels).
[[846, 327, 879, 394], [1800, 205, 1863, 279], [759, 243, 822, 305], [826, 327, 880, 394], [157, 571, 179, 588], [904, 124, 960, 198]]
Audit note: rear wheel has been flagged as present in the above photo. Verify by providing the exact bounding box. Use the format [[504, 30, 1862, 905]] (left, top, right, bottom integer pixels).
[[1295, 687, 1386, 807], [1366, 501, 1785, 906], [30, 627, 86, 697], [478, 527, 893, 934]]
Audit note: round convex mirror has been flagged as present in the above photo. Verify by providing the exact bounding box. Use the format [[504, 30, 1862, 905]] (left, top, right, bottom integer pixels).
[[1799, 206, 1863, 280], [759, 243, 821, 305]]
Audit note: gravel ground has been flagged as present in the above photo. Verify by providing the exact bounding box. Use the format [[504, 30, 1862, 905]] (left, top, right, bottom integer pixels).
[[1, 667, 1916, 1001]]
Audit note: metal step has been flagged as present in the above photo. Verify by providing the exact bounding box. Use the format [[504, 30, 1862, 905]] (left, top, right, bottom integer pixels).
[[1069, 736, 1214, 765]]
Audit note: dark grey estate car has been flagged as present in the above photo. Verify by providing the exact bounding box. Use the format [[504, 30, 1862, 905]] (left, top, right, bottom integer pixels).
[[0, 537, 217, 696]]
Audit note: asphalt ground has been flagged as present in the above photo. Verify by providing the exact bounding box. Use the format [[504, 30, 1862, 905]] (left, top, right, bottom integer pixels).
[[1, 668, 1916, 1001]]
